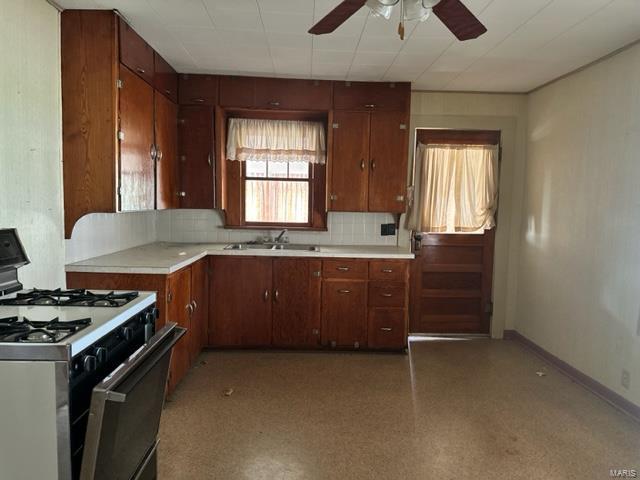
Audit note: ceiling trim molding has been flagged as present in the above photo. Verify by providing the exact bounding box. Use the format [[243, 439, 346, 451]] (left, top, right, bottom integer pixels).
[[46, 0, 63, 11], [410, 89, 527, 96], [527, 36, 640, 94]]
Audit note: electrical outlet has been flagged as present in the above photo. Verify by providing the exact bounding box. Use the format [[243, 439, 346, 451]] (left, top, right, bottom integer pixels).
[[621, 369, 631, 390], [380, 223, 396, 236]]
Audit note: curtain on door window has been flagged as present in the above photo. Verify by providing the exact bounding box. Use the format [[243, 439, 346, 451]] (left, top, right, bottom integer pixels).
[[406, 143, 499, 233]]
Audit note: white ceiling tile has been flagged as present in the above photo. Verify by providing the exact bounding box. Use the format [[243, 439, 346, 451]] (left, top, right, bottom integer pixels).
[[146, 0, 213, 27], [399, 34, 452, 55], [207, 7, 263, 30], [311, 62, 350, 78], [270, 47, 311, 60], [261, 11, 314, 34], [382, 63, 426, 81], [267, 32, 312, 49], [357, 35, 404, 54], [202, 0, 258, 13], [352, 51, 397, 66], [258, 0, 314, 14], [347, 63, 388, 80], [413, 71, 460, 90], [312, 34, 360, 51], [313, 49, 354, 65]]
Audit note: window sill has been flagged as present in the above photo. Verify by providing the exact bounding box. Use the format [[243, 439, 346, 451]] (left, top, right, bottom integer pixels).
[[223, 225, 327, 232]]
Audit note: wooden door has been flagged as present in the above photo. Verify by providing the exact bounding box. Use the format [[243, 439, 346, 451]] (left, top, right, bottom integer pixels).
[[189, 259, 209, 361], [119, 18, 154, 84], [410, 231, 495, 334], [254, 78, 332, 110], [167, 267, 192, 392], [368, 111, 408, 213], [178, 106, 215, 208], [153, 52, 178, 103], [209, 257, 272, 347], [329, 111, 370, 211], [119, 65, 155, 211], [154, 92, 178, 209], [321, 280, 367, 348], [178, 74, 218, 105], [272, 258, 322, 348]]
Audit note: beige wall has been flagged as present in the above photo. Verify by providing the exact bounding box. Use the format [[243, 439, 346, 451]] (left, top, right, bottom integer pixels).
[[518, 43, 640, 405], [0, 0, 64, 288], [408, 91, 528, 338]]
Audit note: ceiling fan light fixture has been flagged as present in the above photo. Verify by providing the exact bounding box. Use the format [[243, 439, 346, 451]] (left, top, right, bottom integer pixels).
[[365, 0, 399, 20], [422, 0, 441, 7], [403, 0, 432, 22]]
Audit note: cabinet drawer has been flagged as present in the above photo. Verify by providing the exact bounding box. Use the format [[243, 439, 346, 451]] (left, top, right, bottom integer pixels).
[[368, 308, 406, 349], [154, 52, 178, 103], [333, 81, 410, 111], [179, 74, 219, 105], [322, 259, 368, 279], [369, 260, 408, 282], [254, 78, 332, 110], [368, 282, 406, 307], [119, 18, 154, 85]]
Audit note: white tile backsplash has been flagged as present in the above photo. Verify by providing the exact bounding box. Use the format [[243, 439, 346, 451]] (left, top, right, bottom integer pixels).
[[156, 209, 399, 246]]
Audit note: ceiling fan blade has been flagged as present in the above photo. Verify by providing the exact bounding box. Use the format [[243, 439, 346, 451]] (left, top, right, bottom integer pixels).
[[308, 0, 367, 35], [433, 0, 487, 41]]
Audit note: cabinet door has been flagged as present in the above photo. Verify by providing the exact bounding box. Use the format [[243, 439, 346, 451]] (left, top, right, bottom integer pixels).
[[155, 92, 179, 209], [189, 259, 209, 361], [272, 259, 322, 347], [329, 111, 370, 211], [368, 308, 406, 349], [321, 280, 367, 348], [178, 74, 218, 105], [219, 75, 255, 108], [119, 18, 154, 84], [119, 65, 155, 211], [368, 111, 409, 212], [209, 257, 272, 347], [167, 267, 192, 393], [333, 81, 410, 111], [178, 106, 215, 208], [254, 78, 332, 110], [154, 52, 178, 103]]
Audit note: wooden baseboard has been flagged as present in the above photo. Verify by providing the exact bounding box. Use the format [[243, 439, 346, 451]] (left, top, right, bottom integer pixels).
[[504, 329, 640, 422]]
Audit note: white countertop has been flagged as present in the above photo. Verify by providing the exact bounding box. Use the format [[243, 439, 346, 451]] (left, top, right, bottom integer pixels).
[[66, 242, 414, 275]]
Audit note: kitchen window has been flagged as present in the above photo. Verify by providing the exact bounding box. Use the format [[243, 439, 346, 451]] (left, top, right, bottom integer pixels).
[[226, 117, 327, 228]]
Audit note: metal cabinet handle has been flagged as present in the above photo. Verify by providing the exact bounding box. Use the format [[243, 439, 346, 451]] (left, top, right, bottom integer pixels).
[[380, 327, 392, 332], [371, 159, 376, 171], [338, 289, 351, 294], [177, 191, 186, 197], [207, 153, 212, 167], [381, 293, 393, 297], [381, 268, 393, 273], [273, 289, 279, 302], [150, 144, 157, 161], [336, 266, 350, 272], [192, 300, 197, 311], [192, 98, 205, 103], [269, 101, 280, 106], [186, 303, 194, 315], [165, 89, 171, 95], [264, 289, 269, 302], [136, 67, 146, 74], [360, 159, 365, 170], [364, 104, 376, 108], [156, 149, 163, 161]]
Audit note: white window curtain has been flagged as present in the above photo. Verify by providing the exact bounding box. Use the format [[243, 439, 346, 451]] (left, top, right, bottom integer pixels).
[[226, 118, 326, 164], [406, 143, 499, 233]]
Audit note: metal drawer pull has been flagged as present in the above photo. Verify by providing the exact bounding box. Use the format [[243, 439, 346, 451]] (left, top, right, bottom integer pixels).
[[360, 159, 365, 170], [380, 327, 393, 332], [381, 293, 393, 297], [371, 159, 376, 171], [192, 98, 205, 103], [165, 89, 171, 95], [269, 101, 281, 106], [186, 303, 193, 315], [336, 266, 350, 271], [338, 289, 351, 294], [136, 67, 146, 74], [264, 289, 269, 302], [381, 268, 394, 273], [177, 191, 186, 197], [274, 289, 279, 302], [207, 153, 212, 166], [192, 300, 197, 310], [364, 104, 376, 108]]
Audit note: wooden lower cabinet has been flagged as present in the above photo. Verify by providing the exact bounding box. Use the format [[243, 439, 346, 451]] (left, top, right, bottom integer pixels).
[[166, 267, 191, 393], [321, 280, 368, 348], [272, 258, 322, 348], [189, 257, 209, 360], [209, 256, 272, 347], [368, 308, 407, 350]]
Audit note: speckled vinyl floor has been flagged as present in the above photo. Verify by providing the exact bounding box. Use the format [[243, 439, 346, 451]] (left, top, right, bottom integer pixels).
[[158, 338, 640, 479]]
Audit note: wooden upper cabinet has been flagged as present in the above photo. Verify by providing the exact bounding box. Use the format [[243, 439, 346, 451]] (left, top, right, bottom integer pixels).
[[119, 65, 155, 211], [272, 258, 322, 348], [155, 92, 179, 209], [179, 74, 219, 105], [254, 78, 332, 110], [368, 111, 409, 213], [333, 81, 410, 111], [119, 17, 154, 85], [154, 52, 178, 103], [329, 111, 370, 211], [178, 106, 215, 209], [219, 75, 256, 108]]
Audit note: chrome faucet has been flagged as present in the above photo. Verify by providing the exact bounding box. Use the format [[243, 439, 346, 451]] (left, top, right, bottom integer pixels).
[[274, 229, 288, 243]]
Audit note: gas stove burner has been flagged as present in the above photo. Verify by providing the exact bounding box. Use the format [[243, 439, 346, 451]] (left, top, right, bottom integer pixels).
[[0, 316, 92, 343], [0, 288, 139, 308]]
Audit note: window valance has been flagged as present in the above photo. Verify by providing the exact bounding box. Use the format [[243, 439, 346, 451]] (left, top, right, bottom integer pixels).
[[226, 118, 326, 164]]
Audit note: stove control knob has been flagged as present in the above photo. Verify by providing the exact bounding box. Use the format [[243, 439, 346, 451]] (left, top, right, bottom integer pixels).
[[95, 347, 107, 363], [120, 326, 134, 341], [83, 355, 97, 373], [144, 311, 155, 324]]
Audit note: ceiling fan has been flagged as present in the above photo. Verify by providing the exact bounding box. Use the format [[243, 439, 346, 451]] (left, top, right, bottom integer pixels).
[[308, 0, 487, 41]]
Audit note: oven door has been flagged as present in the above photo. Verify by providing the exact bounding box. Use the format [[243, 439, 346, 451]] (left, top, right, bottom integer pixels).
[[79, 322, 185, 480]]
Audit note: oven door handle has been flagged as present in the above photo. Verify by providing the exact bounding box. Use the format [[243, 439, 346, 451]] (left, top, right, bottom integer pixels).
[[96, 323, 186, 403]]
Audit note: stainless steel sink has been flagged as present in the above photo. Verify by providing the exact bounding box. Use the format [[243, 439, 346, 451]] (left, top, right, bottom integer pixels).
[[224, 243, 319, 252]]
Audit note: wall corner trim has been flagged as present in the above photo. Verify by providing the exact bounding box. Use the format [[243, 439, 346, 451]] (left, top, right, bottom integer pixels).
[[503, 330, 640, 422]]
